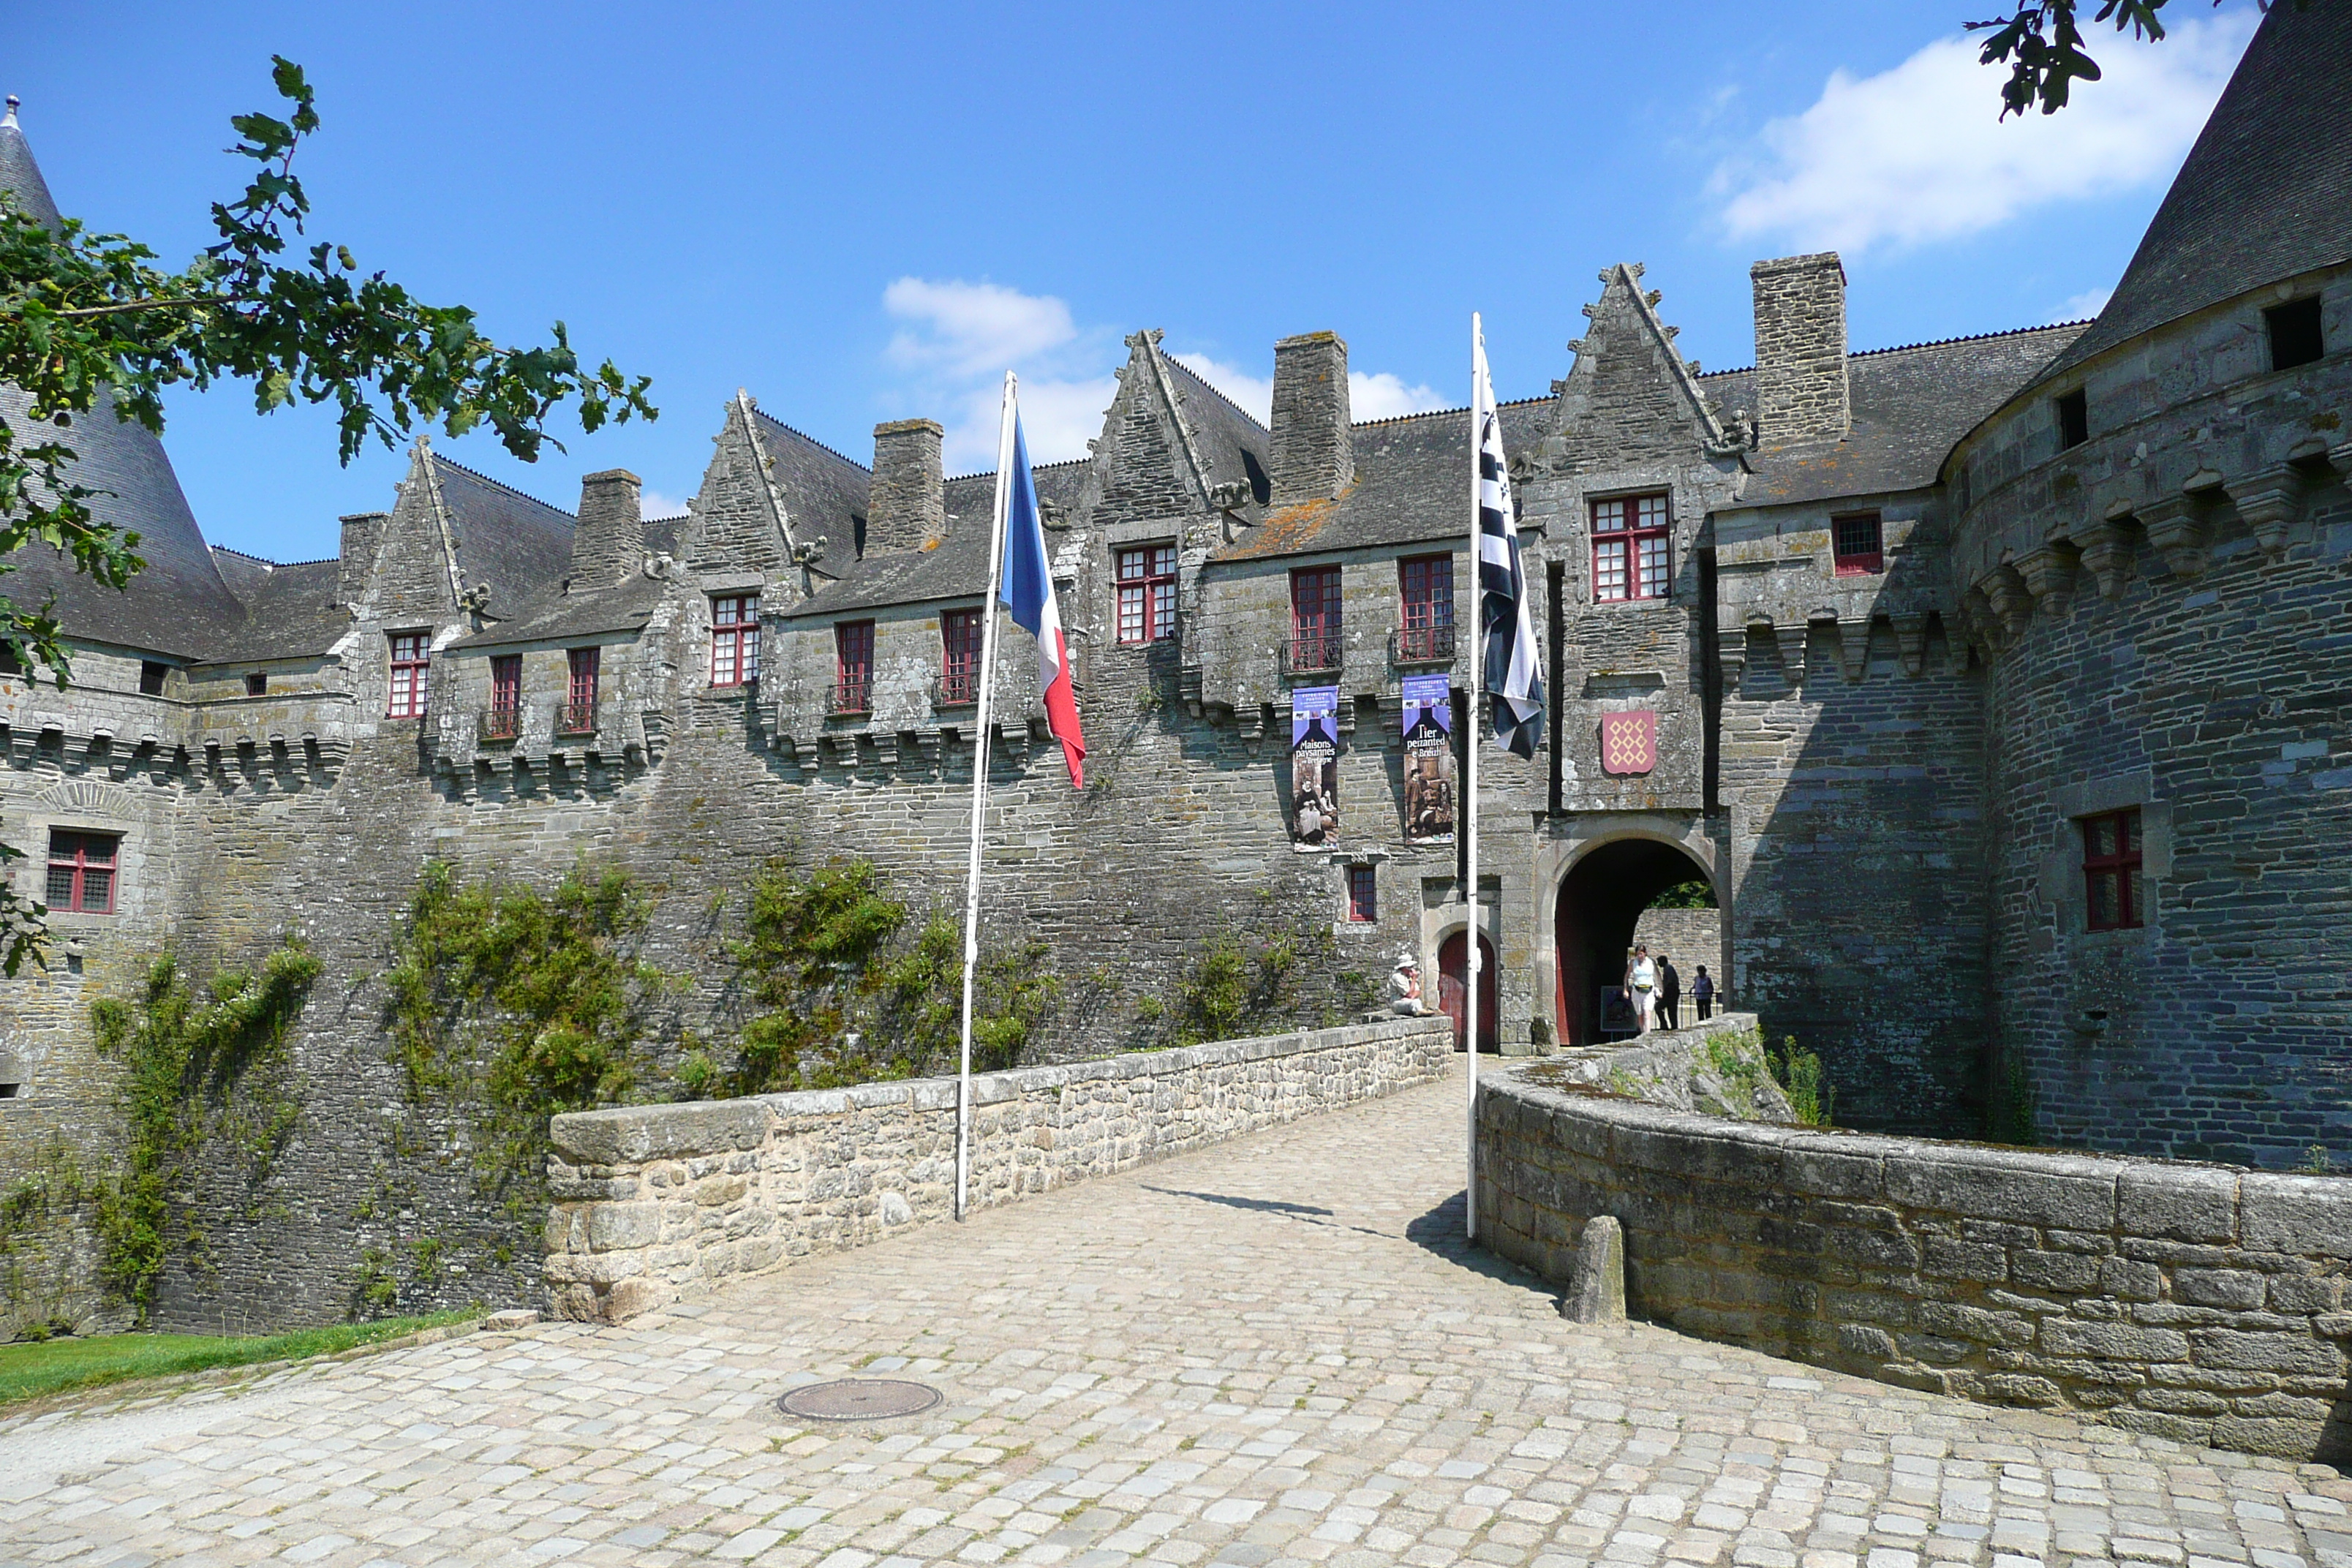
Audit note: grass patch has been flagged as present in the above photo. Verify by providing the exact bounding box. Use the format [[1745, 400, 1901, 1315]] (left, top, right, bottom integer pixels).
[[0, 1307, 479, 1408]]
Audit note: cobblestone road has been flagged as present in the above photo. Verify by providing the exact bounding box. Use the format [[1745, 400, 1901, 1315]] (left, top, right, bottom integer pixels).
[[7, 1063, 2351, 1568]]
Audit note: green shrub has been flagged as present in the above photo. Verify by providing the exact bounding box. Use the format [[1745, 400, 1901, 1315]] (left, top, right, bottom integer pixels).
[[1765, 1035, 1835, 1128]]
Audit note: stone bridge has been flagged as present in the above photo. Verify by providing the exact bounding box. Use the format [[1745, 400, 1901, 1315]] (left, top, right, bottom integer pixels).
[[5, 1059, 2351, 1568]]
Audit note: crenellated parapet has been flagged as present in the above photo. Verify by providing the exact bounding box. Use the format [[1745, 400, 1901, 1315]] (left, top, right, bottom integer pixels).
[[0, 679, 355, 794]]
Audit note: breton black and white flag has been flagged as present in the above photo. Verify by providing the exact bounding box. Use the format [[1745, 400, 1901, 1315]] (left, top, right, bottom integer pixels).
[[1474, 317, 1545, 758]]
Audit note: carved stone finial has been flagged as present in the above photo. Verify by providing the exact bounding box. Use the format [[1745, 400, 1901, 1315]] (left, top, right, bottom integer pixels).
[[1645, 290, 1662, 307], [2, 97, 19, 128]]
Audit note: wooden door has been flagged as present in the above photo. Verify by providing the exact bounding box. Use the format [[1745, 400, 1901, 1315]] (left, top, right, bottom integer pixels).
[[1438, 931, 1499, 1052]]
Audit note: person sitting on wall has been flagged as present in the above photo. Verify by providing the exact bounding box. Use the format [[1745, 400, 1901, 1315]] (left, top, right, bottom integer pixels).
[[1692, 964, 1716, 1022], [1626, 944, 1656, 1034], [1656, 954, 1681, 1031], [1387, 953, 1426, 1016]]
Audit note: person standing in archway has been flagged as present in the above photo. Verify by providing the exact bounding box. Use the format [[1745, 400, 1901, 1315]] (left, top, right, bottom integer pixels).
[[1626, 944, 1656, 1034], [1657, 954, 1681, 1031]]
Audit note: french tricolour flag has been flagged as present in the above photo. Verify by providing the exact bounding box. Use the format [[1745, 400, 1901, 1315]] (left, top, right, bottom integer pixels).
[[998, 407, 1086, 788]]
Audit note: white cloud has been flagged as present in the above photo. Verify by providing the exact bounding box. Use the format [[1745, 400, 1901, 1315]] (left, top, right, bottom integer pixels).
[[940, 374, 1119, 473], [640, 487, 691, 520], [1174, 355, 1448, 426], [883, 277, 1079, 379], [1714, 13, 2254, 255], [2055, 286, 2113, 323], [1349, 371, 1448, 421]]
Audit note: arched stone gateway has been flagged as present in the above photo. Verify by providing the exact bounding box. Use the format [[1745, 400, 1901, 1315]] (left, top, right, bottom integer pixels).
[[1548, 833, 1716, 1048]]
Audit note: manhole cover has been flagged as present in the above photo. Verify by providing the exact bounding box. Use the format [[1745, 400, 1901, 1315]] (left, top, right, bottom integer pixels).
[[775, 1378, 941, 1422]]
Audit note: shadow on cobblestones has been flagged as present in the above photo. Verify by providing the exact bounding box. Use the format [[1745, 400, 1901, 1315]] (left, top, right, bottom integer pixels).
[[1138, 1186, 1392, 1238], [1407, 1190, 1563, 1294]]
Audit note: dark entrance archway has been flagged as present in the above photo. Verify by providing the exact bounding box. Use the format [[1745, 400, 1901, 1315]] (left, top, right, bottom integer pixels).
[[1437, 930, 1498, 1052], [1553, 838, 1715, 1047]]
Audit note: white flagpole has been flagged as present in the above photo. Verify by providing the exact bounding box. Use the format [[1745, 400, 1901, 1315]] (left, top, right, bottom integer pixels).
[[956, 371, 1018, 1222], [1465, 314, 1483, 1243]]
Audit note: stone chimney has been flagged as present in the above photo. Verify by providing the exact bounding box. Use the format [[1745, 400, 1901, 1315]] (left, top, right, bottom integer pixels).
[[1750, 253, 1850, 447], [570, 469, 646, 591], [336, 512, 387, 607], [867, 418, 946, 554], [1268, 331, 1354, 504]]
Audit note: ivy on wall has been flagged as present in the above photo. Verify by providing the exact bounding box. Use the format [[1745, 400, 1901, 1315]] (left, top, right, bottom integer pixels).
[[382, 861, 673, 1210], [86, 937, 320, 1321], [684, 858, 1059, 1097]]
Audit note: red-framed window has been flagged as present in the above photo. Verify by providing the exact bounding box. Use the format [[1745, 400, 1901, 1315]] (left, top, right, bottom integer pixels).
[[1291, 565, 1343, 671], [1398, 554, 1455, 662], [46, 830, 118, 915], [562, 648, 599, 733], [834, 619, 874, 713], [1117, 545, 1178, 644], [1833, 513, 1885, 576], [491, 655, 521, 713], [941, 608, 984, 704], [1346, 864, 1378, 924], [1591, 494, 1670, 603], [710, 595, 761, 687], [388, 631, 431, 717], [2083, 809, 2144, 931]]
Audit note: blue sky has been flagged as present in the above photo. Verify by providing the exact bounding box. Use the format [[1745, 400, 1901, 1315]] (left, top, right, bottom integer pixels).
[[15, 1, 2256, 562]]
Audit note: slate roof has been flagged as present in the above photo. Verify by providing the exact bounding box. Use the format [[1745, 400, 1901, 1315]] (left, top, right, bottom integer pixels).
[[209, 547, 276, 603], [2032, 0, 2352, 388], [1, 104, 247, 658], [0, 383, 248, 658], [448, 573, 668, 650], [1733, 324, 2087, 508], [752, 412, 870, 576], [1215, 399, 1550, 562], [203, 560, 347, 663], [433, 458, 574, 612], [781, 459, 1090, 618], [1161, 354, 1273, 505]]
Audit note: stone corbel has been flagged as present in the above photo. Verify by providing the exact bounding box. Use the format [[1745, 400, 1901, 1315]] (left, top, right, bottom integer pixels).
[[2074, 502, 2137, 600], [2136, 494, 2206, 579], [1771, 622, 1809, 685], [1892, 614, 1929, 678], [2224, 466, 2302, 559], [1835, 617, 1872, 682], [1976, 563, 2033, 641], [2327, 440, 2352, 487], [1959, 586, 2003, 656], [1719, 623, 1754, 696], [2014, 542, 2081, 619]]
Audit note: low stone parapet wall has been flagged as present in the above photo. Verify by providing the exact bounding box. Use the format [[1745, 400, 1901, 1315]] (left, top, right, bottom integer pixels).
[[547, 1017, 1452, 1322], [1477, 1063, 2352, 1461]]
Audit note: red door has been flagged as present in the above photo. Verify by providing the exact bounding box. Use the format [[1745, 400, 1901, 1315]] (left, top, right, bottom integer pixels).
[[1438, 931, 1499, 1052]]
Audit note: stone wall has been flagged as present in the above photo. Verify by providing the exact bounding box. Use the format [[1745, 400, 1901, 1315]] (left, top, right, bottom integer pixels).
[[544, 1016, 1452, 1322], [1628, 907, 1719, 981], [1477, 1057, 2352, 1463]]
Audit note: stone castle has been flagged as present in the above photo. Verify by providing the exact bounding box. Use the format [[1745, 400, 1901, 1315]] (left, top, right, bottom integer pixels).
[[1, 1, 2348, 1330]]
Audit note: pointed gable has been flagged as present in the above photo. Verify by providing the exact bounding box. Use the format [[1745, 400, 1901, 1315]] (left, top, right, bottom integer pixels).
[[1542, 263, 1727, 470], [681, 393, 795, 580], [1090, 330, 1215, 527]]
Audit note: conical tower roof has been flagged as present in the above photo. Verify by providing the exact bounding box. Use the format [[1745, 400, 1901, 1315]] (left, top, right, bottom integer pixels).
[[2034, 0, 2352, 385], [0, 96, 244, 658]]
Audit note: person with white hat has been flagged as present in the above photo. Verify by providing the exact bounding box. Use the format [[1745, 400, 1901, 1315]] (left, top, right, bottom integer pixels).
[[1387, 952, 1427, 1016]]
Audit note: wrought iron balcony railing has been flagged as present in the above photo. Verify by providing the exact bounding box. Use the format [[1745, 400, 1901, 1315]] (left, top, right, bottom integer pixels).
[[829, 679, 871, 715], [1281, 635, 1343, 678], [1392, 622, 1456, 665], [556, 701, 598, 736], [479, 706, 520, 742], [934, 668, 979, 707]]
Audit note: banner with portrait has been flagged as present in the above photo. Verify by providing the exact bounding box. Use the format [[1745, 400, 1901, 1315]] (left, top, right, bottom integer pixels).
[[1290, 686, 1340, 848], [1400, 674, 1455, 843]]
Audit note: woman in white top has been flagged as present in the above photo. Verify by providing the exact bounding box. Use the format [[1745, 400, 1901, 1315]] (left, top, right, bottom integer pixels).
[[1626, 944, 1657, 1033]]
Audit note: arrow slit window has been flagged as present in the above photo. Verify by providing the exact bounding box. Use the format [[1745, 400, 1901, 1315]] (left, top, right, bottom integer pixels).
[[1592, 494, 1669, 602]]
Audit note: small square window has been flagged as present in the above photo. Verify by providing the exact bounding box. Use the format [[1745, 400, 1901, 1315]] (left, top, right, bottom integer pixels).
[[2266, 297, 2325, 372], [1591, 494, 1670, 602], [139, 661, 167, 696], [2056, 389, 2089, 450], [1117, 546, 1178, 644], [244, 672, 268, 696], [710, 595, 761, 687], [1832, 513, 1884, 576], [1346, 864, 1378, 924], [2082, 807, 2144, 932]]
